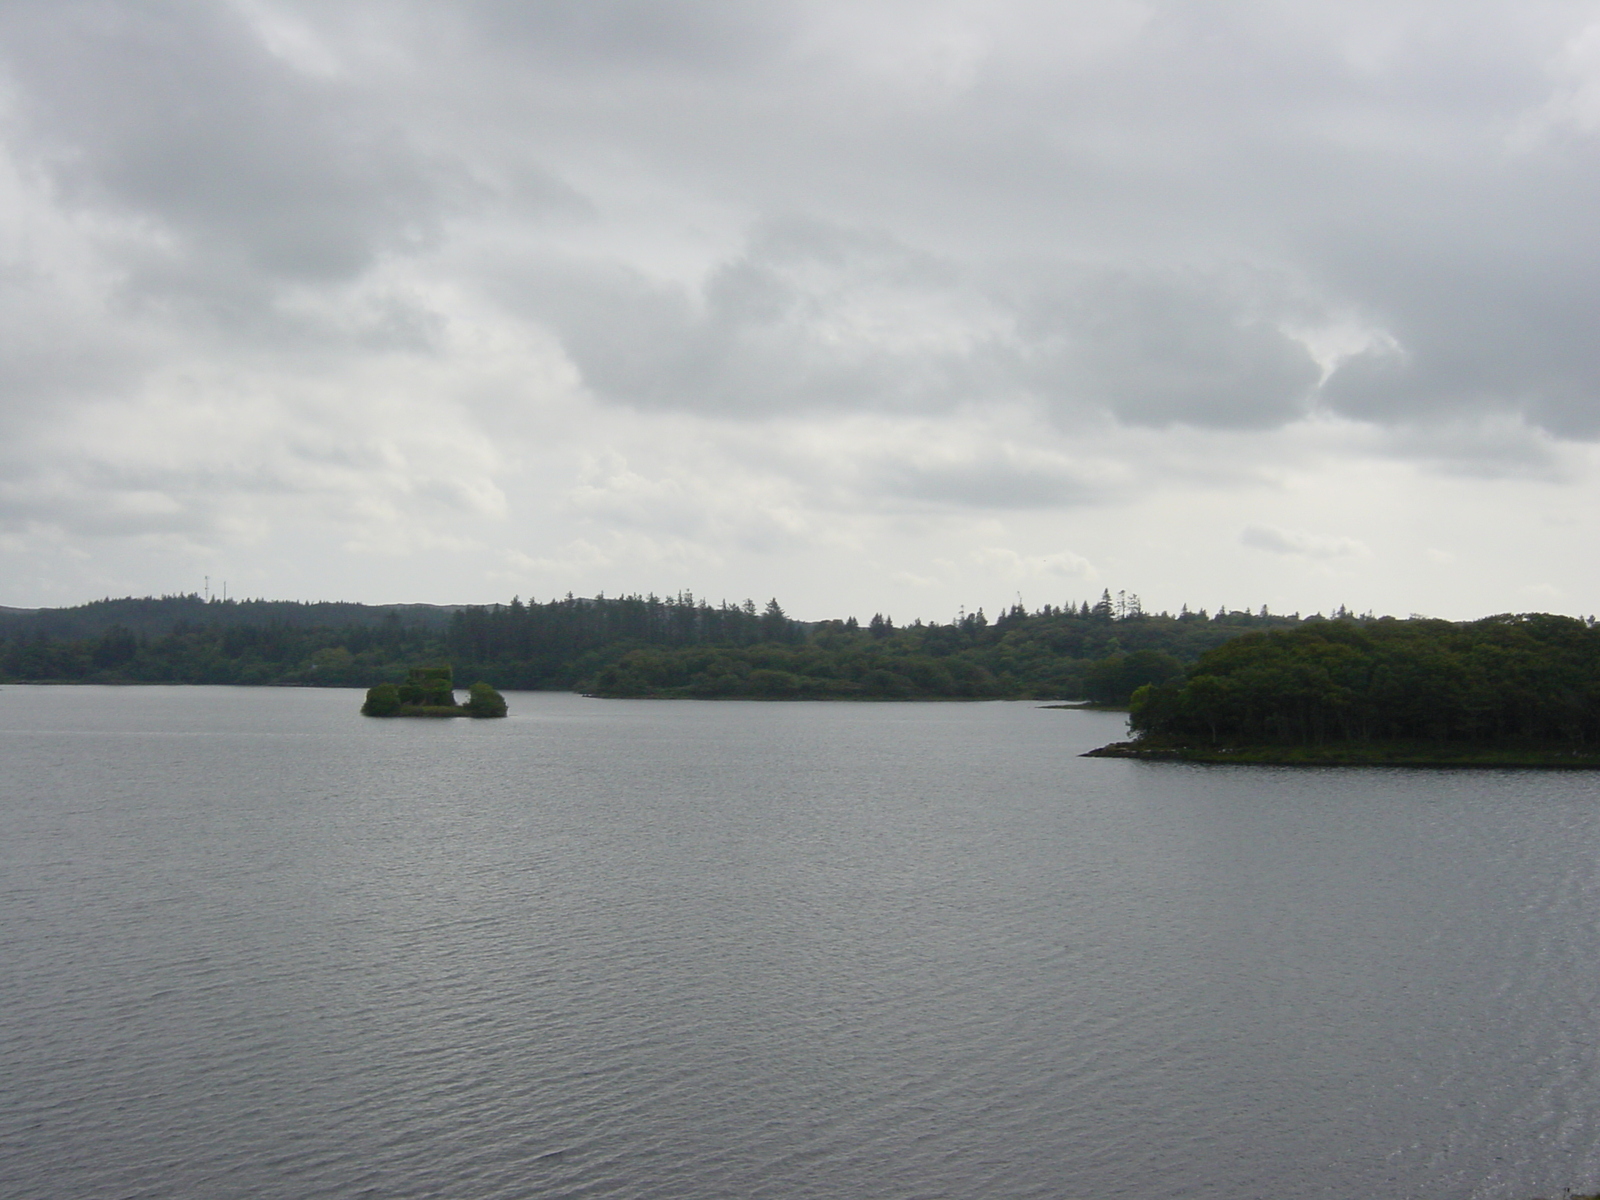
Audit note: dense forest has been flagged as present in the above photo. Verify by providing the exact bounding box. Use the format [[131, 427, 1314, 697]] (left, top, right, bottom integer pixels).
[[1125, 614, 1600, 752], [0, 590, 1309, 702]]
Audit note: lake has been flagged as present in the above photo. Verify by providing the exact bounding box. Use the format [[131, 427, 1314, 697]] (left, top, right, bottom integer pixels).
[[2, 686, 1598, 1199]]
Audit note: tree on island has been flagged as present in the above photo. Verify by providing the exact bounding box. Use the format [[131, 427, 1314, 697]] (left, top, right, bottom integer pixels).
[[398, 664, 456, 708]]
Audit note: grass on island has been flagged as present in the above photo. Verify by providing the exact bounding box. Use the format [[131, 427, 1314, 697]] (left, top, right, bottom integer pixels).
[[1082, 737, 1600, 768]]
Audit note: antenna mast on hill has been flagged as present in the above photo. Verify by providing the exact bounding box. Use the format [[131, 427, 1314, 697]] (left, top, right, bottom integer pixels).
[[204, 575, 209, 602]]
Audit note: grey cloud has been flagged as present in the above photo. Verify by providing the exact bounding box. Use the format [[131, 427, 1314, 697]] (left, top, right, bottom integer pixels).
[[513, 224, 1324, 431], [1379, 417, 1568, 480], [451, 0, 791, 72], [1015, 268, 1324, 429], [0, 458, 217, 538], [0, 303, 147, 421], [1316, 226, 1600, 438], [0, 412, 503, 542], [504, 219, 1009, 416], [0, 1, 455, 286]]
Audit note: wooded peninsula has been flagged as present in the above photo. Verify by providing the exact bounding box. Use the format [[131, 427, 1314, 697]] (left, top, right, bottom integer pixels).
[[1089, 613, 1600, 766]]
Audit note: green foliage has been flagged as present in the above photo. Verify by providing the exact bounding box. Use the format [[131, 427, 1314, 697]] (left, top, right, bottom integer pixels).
[[1082, 649, 1184, 705], [584, 641, 1004, 699], [465, 681, 508, 717], [1129, 615, 1600, 749], [361, 682, 401, 716], [399, 664, 455, 707]]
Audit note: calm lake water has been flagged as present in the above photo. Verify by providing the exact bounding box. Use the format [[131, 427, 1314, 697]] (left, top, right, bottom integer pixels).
[[3, 686, 1599, 1200]]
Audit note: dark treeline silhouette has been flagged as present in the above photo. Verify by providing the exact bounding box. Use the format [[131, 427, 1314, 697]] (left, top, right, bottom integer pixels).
[[0, 612, 443, 688], [0, 594, 459, 639], [0, 588, 1342, 700], [575, 594, 1300, 699], [448, 593, 802, 687], [1128, 613, 1600, 748]]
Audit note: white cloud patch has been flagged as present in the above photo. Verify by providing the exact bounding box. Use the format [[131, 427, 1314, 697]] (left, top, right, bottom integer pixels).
[[1241, 524, 1368, 559], [564, 449, 815, 554], [1513, 17, 1600, 143], [973, 546, 1097, 582], [875, 442, 1119, 509]]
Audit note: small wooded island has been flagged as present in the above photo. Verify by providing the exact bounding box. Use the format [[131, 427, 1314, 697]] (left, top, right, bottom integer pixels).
[[362, 665, 507, 718], [1085, 614, 1600, 767]]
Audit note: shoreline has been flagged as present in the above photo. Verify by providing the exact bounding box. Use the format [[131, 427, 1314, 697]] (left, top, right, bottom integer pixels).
[[1083, 740, 1600, 769]]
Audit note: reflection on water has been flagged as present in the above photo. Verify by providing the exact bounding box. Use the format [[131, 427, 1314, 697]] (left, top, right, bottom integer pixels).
[[1, 685, 1598, 1199]]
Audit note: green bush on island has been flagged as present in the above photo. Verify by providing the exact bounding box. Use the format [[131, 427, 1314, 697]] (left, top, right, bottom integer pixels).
[[361, 682, 402, 716], [397, 664, 455, 708], [465, 681, 508, 717]]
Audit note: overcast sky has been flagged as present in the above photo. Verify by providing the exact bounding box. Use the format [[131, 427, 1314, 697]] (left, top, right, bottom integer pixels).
[[2, 0, 1598, 620]]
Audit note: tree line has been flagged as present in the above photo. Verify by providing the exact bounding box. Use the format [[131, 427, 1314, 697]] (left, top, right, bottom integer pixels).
[[0, 589, 1310, 701]]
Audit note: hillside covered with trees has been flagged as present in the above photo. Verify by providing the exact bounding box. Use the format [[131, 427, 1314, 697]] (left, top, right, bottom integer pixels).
[[0, 590, 1307, 702]]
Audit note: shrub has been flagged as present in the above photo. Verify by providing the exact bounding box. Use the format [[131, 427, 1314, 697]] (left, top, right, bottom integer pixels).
[[361, 683, 402, 716], [465, 681, 508, 717]]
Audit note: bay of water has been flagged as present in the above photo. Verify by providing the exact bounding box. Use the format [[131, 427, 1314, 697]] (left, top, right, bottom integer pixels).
[[3, 686, 1600, 1199]]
